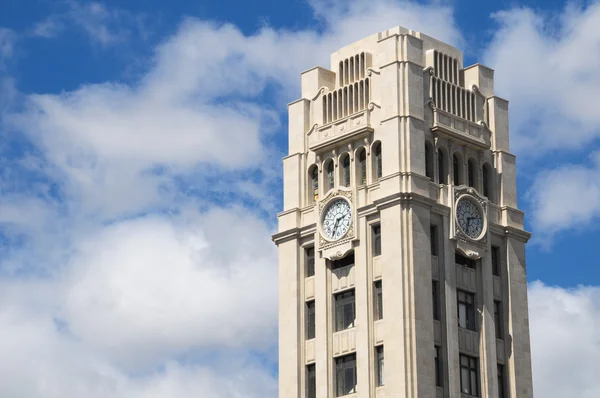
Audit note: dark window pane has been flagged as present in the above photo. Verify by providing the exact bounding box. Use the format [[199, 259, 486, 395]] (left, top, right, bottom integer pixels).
[[327, 161, 335, 190], [374, 144, 382, 179], [460, 355, 479, 396], [425, 143, 434, 179], [432, 281, 440, 321], [372, 225, 381, 256], [430, 225, 438, 256], [306, 247, 315, 277], [468, 159, 475, 187], [331, 252, 355, 270], [453, 154, 461, 185], [374, 281, 383, 320], [435, 346, 442, 387], [359, 150, 367, 185], [458, 290, 476, 331], [376, 346, 384, 386], [311, 166, 319, 201], [456, 253, 476, 269], [336, 354, 357, 396], [307, 364, 316, 398], [438, 151, 447, 184], [335, 290, 355, 331], [343, 155, 351, 187], [306, 301, 315, 340], [497, 364, 505, 398], [494, 300, 503, 339], [491, 246, 500, 276]]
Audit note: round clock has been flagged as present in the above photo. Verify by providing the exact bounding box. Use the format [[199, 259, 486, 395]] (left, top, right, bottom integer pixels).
[[456, 196, 486, 240], [321, 198, 352, 241]]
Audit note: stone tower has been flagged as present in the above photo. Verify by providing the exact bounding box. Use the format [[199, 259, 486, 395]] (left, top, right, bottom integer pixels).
[[272, 26, 533, 398]]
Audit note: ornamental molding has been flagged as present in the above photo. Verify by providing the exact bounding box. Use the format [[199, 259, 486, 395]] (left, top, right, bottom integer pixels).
[[366, 67, 381, 77]]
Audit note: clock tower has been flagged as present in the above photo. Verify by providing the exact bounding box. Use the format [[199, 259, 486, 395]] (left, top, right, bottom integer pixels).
[[272, 26, 534, 398]]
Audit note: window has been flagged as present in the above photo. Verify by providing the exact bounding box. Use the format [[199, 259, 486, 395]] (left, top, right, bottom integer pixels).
[[342, 154, 351, 187], [335, 290, 356, 331], [438, 150, 447, 184], [326, 160, 335, 190], [372, 224, 381, 256], [497, 364, 506, 398], [468, 158, 476, 188], [374, 142, 382, 180], [374, 281, 383, 320], [376, 346, 384, 386], [482, 163, 493, 200], [425, 142, 434, 179], [457, 290, 476, 331], [491, 246, 500, 277], [435, 346, 442, 387], [358, 148, 367, 185], [306, 301, 315, 340], [430, 225, 439, 256], [306, 247, 315, 277], [311, 166, 319, 201], [456, 253, 476, 269], [432, 281, 440, 321], [494, 300, 503, 340], [307, 364, 316, 398], [335, 354, 357, 396], [460, 355, 479, 396], [453, 154, 462, 185], [331, 252, 354, 270]]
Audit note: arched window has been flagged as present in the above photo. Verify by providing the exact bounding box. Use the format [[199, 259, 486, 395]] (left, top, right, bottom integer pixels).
[[326, 159, 335, 191], [482, 163, 493, 201], [468, 158, 477, 188], [357, 148, 367, 185], [341, 154, 351, 187], [453, 153, 463, 185], [310, 165, 319, 202], [438, 149, 448, 184], [373, 142, 382, 180], [425, 142, 434, 180]]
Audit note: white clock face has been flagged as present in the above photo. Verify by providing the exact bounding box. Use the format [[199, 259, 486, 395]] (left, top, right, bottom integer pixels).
[[322, 198, 352, 241], [456, 197, 484, 239]]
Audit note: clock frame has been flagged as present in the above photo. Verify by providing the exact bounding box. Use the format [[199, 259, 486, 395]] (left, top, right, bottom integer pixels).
[[317, 187, 356, 260]]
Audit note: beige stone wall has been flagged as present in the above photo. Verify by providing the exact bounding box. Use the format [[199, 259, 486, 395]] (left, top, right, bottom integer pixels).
[[273, 25, 533, 398]]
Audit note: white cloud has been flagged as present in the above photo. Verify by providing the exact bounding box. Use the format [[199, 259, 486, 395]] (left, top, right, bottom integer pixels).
[[0, 1, 460, 398], [14, 1, 600, 397], [31, 16, 65, 39], [526, 151, 600, 242], [29, 0, 147, 45], [0, 28, 16, 61], [529, 282, 600, 398], [483, 3, 600, 154], [0, 207, 278, 397]]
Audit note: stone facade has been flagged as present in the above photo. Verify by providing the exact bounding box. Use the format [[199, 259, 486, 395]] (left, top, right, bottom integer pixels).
[[272, 26, 534, 398]]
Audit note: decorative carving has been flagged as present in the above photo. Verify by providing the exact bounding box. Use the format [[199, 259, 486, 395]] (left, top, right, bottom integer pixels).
[[306, 123, 319, 137], [366, 67, 381, 76], [471, 84, 480, 94], [368, 101, 381, 110], [311, 86, 330, 101]]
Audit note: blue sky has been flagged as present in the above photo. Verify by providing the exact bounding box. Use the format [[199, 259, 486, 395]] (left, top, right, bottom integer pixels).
[[0, 0, 599, 397]]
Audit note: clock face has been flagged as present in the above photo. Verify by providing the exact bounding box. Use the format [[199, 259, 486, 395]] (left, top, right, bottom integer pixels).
[[456, 197, 485, 240], [322, 198, 352, 241]]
